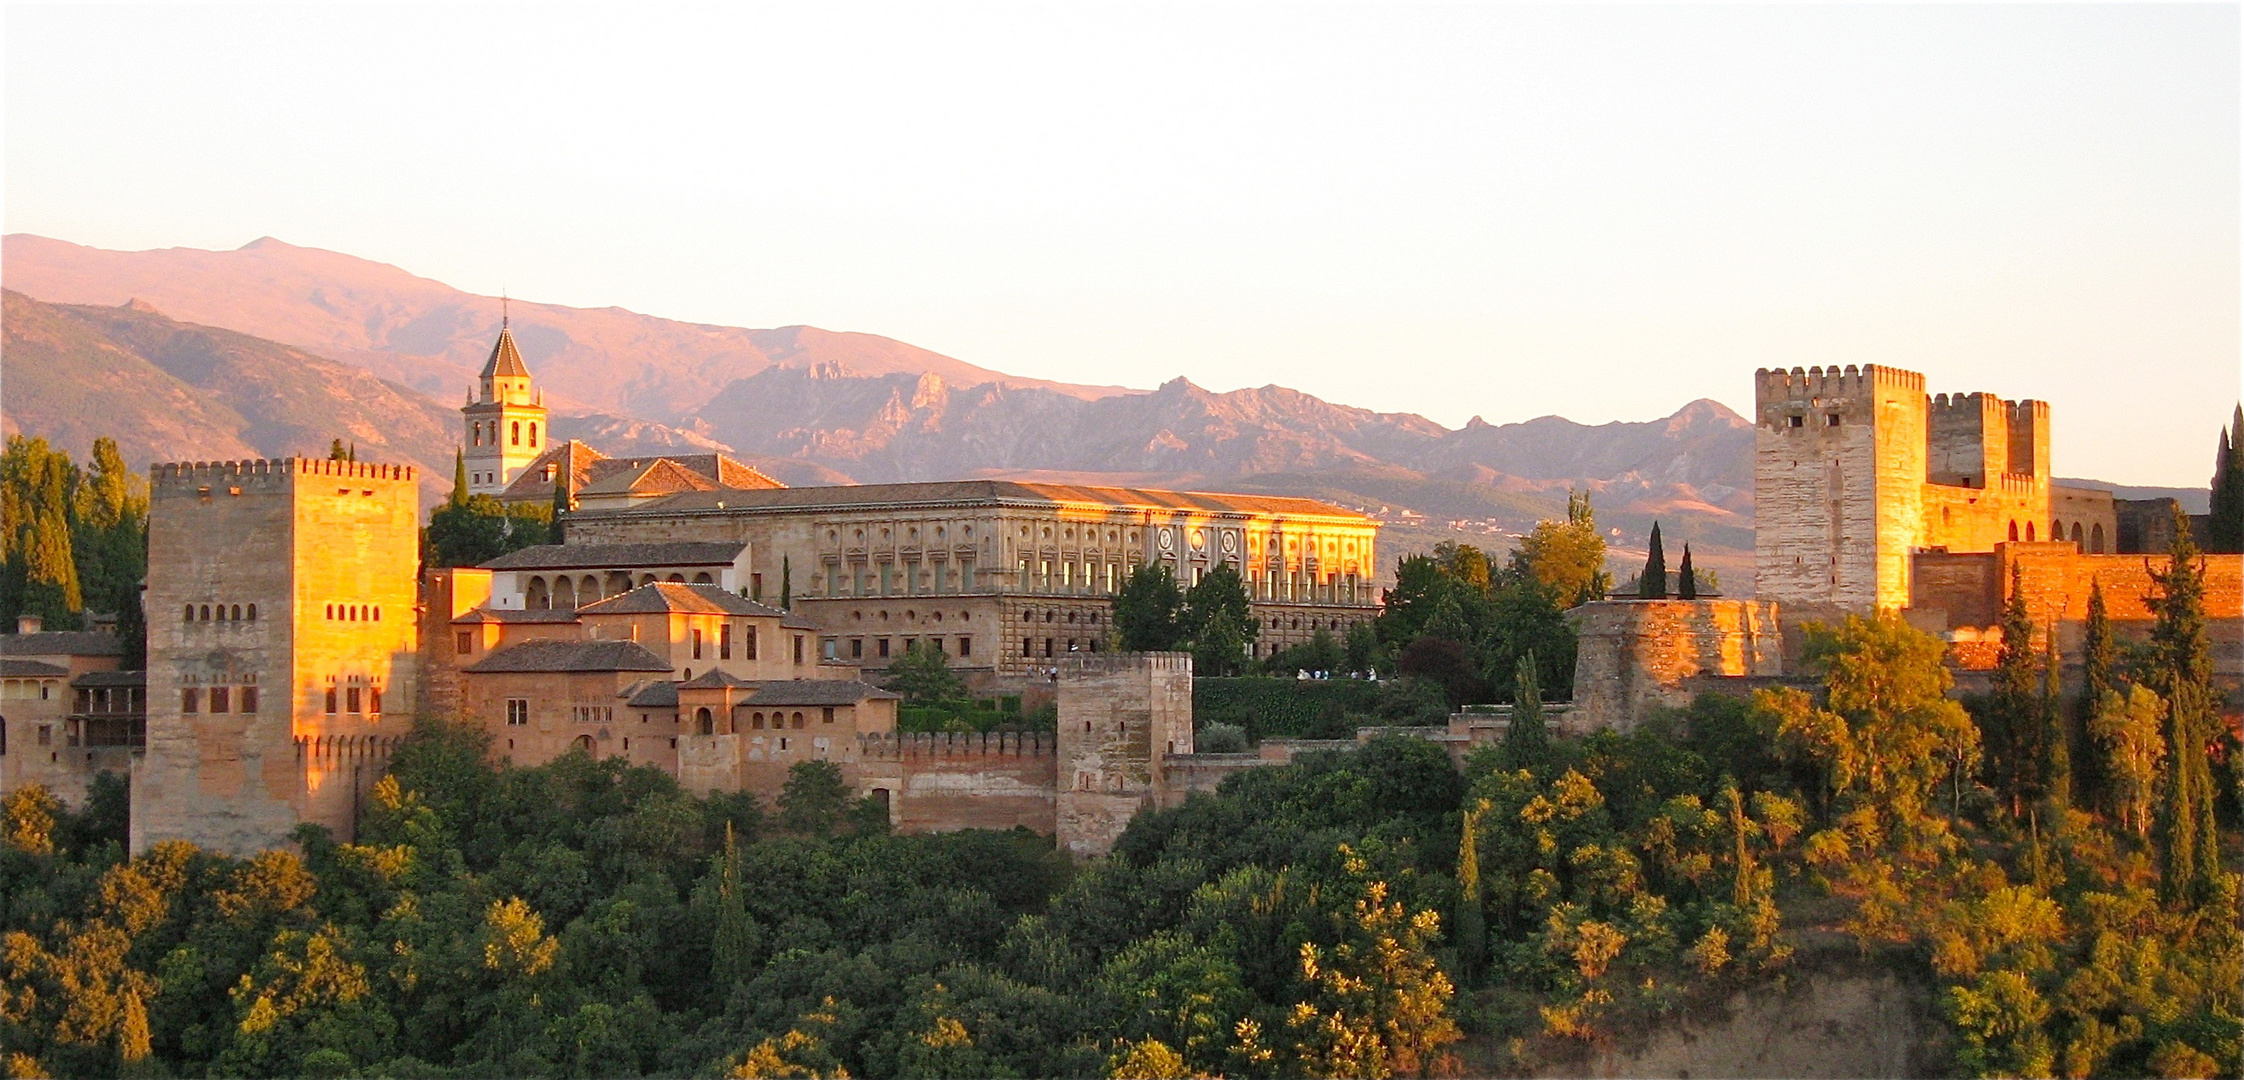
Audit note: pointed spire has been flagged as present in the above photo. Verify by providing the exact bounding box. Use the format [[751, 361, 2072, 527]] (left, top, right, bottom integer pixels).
[[481, 321, 530, 380]]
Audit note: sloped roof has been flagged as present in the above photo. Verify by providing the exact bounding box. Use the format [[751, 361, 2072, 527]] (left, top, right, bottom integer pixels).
[[577, 458, 717, 500], [482, 325, 530, 380], [71, 669, 145, 687], [462, 638, 672, 674], [0, 631, 124, 657], [576, 581, 791, 619], [0, 659, 70, 678], [742, 680, 901, 707], [677, 668, 760, 689], [624, 680, 679, 708], [451, 607, 584, 625], [610, 479, 1371, 521], [498, 440, 608, 503], [480, 541, 746, 572]]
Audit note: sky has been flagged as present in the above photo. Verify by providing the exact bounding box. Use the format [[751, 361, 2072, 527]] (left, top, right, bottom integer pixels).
[[5, 3, 2238, 487]]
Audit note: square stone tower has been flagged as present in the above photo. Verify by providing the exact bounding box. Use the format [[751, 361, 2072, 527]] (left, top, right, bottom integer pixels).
[[1755, 365, 2051, 615], [1054, 652, 1192, 857], [134, 458, 420, 855]]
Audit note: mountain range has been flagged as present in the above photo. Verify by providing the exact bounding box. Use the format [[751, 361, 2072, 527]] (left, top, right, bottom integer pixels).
[[41, 233, 2215, 591]]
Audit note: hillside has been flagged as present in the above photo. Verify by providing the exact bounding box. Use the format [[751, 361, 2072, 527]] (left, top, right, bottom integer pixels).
[[0, 291, 745, 501], [1, 234, 1133, 421]]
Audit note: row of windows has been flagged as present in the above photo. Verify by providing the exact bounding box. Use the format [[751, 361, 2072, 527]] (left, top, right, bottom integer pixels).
[[692, 707, 837, 735], [689, 624, 755, 660], [326, 603, 383, 622], [1024, 637, 1100, 658], [73, 687, 145, 715], [323, 685, 382, 715], [181, 686, 260, 714], [471, 419, 538, 448], [185, 603, 256, 623], [826, 560, 979, 598], [830, 635, 972, 661], [573, 705, 615, 724], [1785, 413, 1844, 428]]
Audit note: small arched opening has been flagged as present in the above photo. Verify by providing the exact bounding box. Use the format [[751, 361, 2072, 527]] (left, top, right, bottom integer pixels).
[[2090, 523, 2106, 553], [552, 577, 576, 611], [697, 707, 714, 736], [572, 734, 595, 755], [526, 577, 550, 610], [693, 572, 714, 584], [2008, 521, 2019, 541]]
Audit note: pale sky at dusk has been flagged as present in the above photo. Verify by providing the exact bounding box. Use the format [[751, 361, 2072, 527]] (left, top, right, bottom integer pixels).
[[5, 3, 2238, 487]]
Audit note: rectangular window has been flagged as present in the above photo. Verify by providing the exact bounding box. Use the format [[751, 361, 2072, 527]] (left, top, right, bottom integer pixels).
[[1023, 637, 1033, 657], [751, 572, 762, 600], [183, 687, 200, 714], [720, 623, 732, 659], [456, 630, 475, 654], [507, 699, 529, 726], [241, 686, 259, 714], [961, 560, 975, 591], [851, 638, 864, 659], [958, 636, 972, 658], [1788, 414, 1804, 428], [210, 686, 230, 714], [793, 635, 804, 665], [877, 637, 891, 659], [880, 565, 892, 594], [325, 687, 337, 714], [347, 687, 362, 714], [822, 707, 835, 724], [1826, 413, 1841, 427], [743, 626, 758, 659], [370, 687, 382, 714], [38, 725, 51, 746], [1045, 638, 1054, 657]]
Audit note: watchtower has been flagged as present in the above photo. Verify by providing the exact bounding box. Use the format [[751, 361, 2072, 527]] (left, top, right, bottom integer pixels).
[[1054, 652, 1192, 856], [1754, 365, 1928, 613], [133, 457, 420, 855], [462, 318, 547, 496]]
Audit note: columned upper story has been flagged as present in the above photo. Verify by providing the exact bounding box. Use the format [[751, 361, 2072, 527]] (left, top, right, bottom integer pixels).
[[463, 320, 548, 497]]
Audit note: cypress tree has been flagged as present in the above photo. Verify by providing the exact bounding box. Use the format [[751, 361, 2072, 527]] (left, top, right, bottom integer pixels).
[[2149, 508, 2218, 904], [1454, 800, 1488, 979], [706, 822, 762, 989], [1989, 563, 2042, 816], [1501, 650, 1550, 769], [2040, 631, 2070, 814], [2079, 579, 2114, 816], [780, 555, 792, 610], [1677, 545, 1698, 600], [1639, 522, 1666, 598], [550, 478, 569, 544], [115, 581, 146, 670], [329, 438, 348, 461], [2206, 405, 2244, 554], [451, 449, 469, 508]]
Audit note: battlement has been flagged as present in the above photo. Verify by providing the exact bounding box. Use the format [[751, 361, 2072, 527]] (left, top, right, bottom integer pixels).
[[859, 730, 1055, 760], [1927, 393, 2047, 422], [1058, 651, 1192, 675], [152, 457, 417, 492], [1754, 364, 1924, 403]]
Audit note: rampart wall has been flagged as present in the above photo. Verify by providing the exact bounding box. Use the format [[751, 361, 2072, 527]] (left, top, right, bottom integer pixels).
[[856, 731, 1058, 833], [1566, 599, 1783, 731]]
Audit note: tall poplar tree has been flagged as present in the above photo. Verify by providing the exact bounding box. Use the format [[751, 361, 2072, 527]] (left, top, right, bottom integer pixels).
[[1499, 650, 1549, 769]]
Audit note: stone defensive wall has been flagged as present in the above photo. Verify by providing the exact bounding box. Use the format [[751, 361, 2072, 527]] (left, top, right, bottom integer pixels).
[[1911, 542, 2243, 675], [856, 731, 1060, 834], [1566, 599, 1785, 732], [151, 457, 418, 488]]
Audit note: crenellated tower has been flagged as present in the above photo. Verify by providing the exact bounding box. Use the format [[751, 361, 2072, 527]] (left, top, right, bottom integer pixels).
[[462, 312, 548, 497]]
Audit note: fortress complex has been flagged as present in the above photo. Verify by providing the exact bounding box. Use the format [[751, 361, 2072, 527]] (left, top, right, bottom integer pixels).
[[1570, 364, 2240, 730]]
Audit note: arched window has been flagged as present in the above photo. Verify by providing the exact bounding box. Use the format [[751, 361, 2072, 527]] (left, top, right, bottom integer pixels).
[[2026, 522, 2036, 541], [553, 577, 576, 611], [752, 712, 765, 729], [526, 577, 550, 610], [200, 604, 211, 621], [183, 604, 194, 623], [2091, 524, 2105, 553], [231, 604, 242, 620], [246, 604, 257, 621], [697, 708, 714, 735], [2052, 520, 2064, 542], [511, 421, 521, 446], [667, 573, 685, 583], [2070, 523, 2083, 546], [472, 421, 482, 446], [693, 572, 713, 584], [792, 711, 805, 729], [581, 575, 599, 602], [2008, 521, 2019, 541], [529, 423, 538, 447], [573, 734, 595, 755]]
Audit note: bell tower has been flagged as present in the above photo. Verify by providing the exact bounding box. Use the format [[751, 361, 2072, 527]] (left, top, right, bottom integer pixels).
[[462, 306, 548, 497]]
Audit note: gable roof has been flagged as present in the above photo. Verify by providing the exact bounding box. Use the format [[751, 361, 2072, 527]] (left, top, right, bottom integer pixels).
[[498, 440, 607, 502], [576, 581, 792, 619], [482, 325, 530, 380], [0, 631, 124, 657], [0, 659, 70, 678], [624, 680, 679, 708], [480, 541, 747, 572], [742, 680, 901, 707], [577, 458, 718, 500], [676, 668, 760, 689], [462, 638, 672, 674]]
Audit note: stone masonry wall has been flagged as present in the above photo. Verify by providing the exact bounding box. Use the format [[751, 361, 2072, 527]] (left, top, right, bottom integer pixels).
[[856, 732, 1058, 834], [1566, 599, 1784, 732], [1055, 652, 1192, 857]]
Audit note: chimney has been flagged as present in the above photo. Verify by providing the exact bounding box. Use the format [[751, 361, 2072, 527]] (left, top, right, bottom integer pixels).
[[16, 615, 42, 635]]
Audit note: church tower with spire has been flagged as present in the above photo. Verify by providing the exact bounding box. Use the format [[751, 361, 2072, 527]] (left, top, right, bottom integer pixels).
[[462, 308, 548, 497]]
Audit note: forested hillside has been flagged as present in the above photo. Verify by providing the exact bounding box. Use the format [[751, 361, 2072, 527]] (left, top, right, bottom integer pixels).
[[2, 518, 2235, 1078]]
